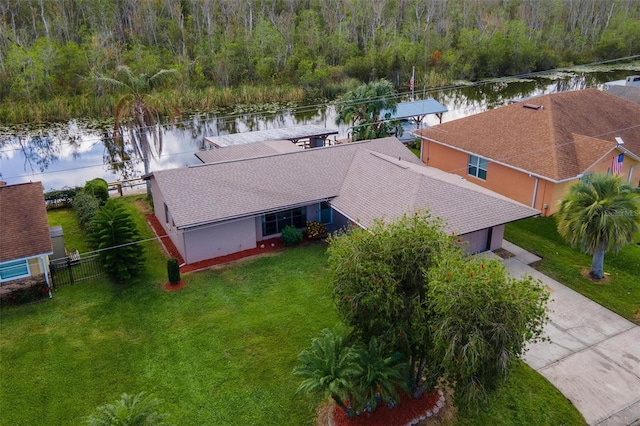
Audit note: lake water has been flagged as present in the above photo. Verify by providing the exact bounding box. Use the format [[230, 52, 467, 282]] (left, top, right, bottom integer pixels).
[[1, 63, 639, 192]]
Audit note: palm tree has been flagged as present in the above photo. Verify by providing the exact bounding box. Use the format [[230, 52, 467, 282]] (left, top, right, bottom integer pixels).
[[335, 79, 399, 142], [85, 392, 168, 426], [352, 337, 409, 412], [94, 66, 179, 195], [557, 174, 640, 279], [293, 328, 360, 417]]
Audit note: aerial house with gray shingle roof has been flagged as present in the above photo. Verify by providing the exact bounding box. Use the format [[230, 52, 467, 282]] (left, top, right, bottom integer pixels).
[[146, 137, 538, 265]]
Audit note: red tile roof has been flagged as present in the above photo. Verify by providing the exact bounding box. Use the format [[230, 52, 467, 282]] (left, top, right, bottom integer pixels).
[[417, 89, 640, 181], [0, 182, 53, 262]]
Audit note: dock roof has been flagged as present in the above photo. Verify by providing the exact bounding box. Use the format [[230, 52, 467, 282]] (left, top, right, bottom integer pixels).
[[204, 124, 338, 147]]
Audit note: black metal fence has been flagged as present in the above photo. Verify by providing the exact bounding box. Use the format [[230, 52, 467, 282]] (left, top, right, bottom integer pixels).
[[49, 254, 105, 288]]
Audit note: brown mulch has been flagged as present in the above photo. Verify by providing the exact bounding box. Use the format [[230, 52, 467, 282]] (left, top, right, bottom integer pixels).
[[163, 280, 187, 291]]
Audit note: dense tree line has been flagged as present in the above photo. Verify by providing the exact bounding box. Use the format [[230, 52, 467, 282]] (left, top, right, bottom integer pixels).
[[1, 0, 640, 106]]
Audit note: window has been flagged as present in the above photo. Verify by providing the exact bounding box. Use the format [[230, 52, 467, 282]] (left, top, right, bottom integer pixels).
[[468, 155, 488, 180], [0, 259, 30, 282], [164, 203, 170, 224], [262, 207, 307, 236], [319, 201, 333, 224]]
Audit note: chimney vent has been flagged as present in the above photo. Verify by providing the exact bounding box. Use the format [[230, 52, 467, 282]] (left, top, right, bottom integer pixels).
[[523, 103, 543, 110]]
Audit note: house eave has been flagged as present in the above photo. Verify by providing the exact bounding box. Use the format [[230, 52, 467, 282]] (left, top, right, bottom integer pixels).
[[176, 198, 335, 230], [421, 136, 585, 184]]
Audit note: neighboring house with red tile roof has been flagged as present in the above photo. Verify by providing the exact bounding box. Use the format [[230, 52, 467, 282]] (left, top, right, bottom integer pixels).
[[415, 89, 640, 216], [146, 137, 538, 264], [0, 182, 53, 290]]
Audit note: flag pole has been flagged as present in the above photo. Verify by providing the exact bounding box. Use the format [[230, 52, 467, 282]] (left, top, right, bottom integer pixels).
[[411, 66, 415, 101]]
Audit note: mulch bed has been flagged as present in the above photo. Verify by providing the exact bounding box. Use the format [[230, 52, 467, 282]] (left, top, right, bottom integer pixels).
[[333, 390, 443, 426], [163, 280, 187, 291], [146, 214, 289, 274]]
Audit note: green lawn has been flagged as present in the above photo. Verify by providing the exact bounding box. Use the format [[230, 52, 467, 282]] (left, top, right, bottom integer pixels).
[[0, 198, 584, 425], [505, 216, 640, 324]]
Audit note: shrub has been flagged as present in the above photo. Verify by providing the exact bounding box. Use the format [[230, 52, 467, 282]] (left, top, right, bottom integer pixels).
[[281, 225, 303, 246], [305, 221, 326, 240], [86, 392, 168, 426], [167, 258, 181, 285], [73, 190, 101, 234], [92, 201, 145, 282], [84, 178, 109, 205]]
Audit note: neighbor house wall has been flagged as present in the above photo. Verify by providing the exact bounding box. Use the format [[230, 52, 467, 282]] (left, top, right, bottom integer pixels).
[[422, 141, 558, 216], [183, 217, 257, 264]]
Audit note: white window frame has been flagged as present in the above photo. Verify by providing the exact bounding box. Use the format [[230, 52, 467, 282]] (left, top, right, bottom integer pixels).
[[468, 155, 488, 180], [0, 259, 31, 282]]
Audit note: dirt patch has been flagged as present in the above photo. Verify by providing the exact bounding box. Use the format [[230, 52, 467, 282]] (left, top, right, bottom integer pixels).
[[134, 197, 153, 215], [580, 268, 611, 284], [493, 248, 515, 259], [633, 310, 640, 326]]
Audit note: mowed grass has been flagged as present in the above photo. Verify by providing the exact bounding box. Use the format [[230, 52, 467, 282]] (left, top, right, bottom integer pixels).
[[505, 216, 640, 323], [0, 243, 337, 425], [0, 198, 584, 425]]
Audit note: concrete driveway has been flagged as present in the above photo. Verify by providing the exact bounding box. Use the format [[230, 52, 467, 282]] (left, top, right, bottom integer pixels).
[[496, 242, 640, 426]]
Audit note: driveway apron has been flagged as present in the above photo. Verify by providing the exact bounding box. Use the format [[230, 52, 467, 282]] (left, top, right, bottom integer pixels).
[[493, 242, 640, 426]]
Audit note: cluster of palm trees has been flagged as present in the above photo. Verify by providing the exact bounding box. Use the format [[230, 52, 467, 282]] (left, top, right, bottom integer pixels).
[[294, 328, 408, 418], [335, 79, 403, 142]]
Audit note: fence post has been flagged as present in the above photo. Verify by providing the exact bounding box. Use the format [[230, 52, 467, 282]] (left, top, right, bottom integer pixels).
[[67, 258, 74, 285]]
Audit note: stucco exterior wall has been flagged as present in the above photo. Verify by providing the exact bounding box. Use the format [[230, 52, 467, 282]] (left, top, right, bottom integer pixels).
[[489, 225, 505, 251], [149, 177, 186, 260], [183, 217, 257, 264], [422, 141, 550, 213]]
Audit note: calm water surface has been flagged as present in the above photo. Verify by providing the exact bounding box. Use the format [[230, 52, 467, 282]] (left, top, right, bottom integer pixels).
[[1, 64, 638, 192]]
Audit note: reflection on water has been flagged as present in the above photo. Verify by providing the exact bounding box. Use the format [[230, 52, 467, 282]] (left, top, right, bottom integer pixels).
[[0, 64, 638, 191]]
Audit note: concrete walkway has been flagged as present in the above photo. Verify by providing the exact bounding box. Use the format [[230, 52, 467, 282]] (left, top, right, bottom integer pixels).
[[491, 241, 640, 426]]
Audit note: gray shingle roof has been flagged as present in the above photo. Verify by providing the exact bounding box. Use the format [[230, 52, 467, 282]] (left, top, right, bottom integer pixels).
[[152, 138, 419, 228], [151, 137, 537, 232], [195, 140, 302, 163], [332, 151, 538, 234]]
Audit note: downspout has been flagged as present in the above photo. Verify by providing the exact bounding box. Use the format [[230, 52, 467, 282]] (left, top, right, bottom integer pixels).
[[531, 176, 539, 209], [628, 164, 640, 185], [41, 255, 52, 298]]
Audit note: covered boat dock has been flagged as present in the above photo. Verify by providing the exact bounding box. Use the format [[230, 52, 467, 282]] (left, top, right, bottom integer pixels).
[[203, 124, 339, 149]]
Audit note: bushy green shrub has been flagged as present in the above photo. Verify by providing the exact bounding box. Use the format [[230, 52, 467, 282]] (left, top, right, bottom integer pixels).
[[92, 200, 145, 282], [306, 221, 327, 240], [73, 190, 101, 234], [281, 225, 303, 246], [84, 178, 109, 205], [167, 258, 181, 285]]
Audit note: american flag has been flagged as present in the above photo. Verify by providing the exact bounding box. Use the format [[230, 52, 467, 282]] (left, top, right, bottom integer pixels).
[[409, 75, 414, 91], [611, 153, 624, 175]]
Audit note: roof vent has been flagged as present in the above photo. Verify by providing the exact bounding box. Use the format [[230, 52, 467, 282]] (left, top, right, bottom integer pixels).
[[523, 103, 543, 110]]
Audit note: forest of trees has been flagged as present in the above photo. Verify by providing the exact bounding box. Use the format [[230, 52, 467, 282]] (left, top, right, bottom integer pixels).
[[1, 0, 640, 119]]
